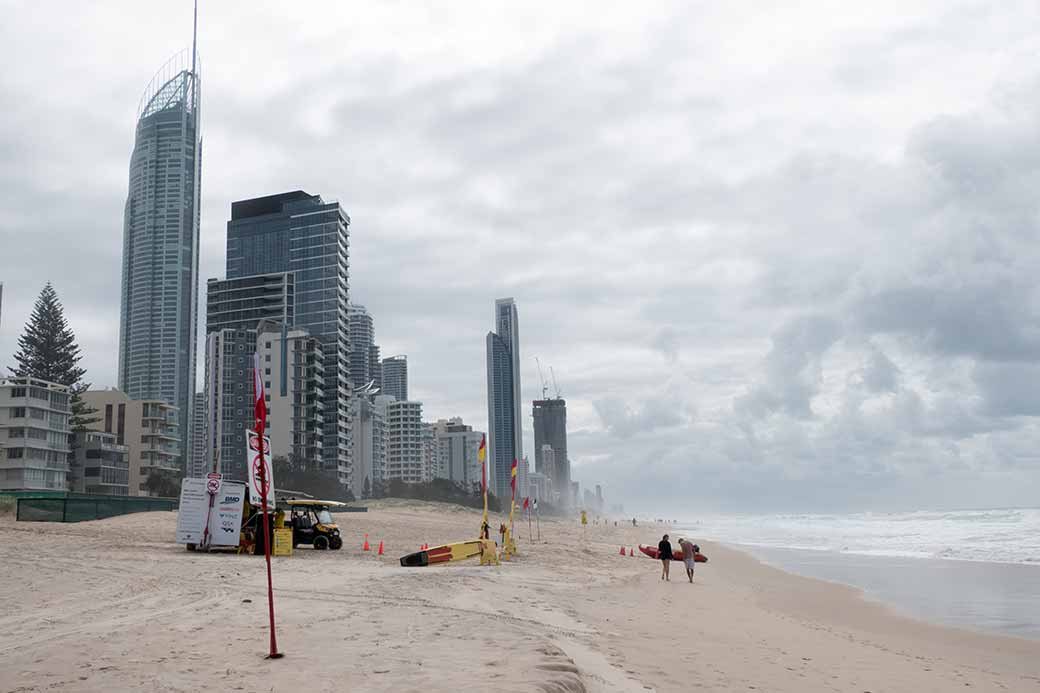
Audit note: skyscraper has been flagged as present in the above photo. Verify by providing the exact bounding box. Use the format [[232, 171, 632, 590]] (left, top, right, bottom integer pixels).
[[381, 355, 408, 402], [188, 391, 207, 478], [118, 20, 202, 465], [206, 273, 295, 333], [533, 398, 569, 503], [486, 297, 523, 500], [226, 191, 351, 488], [256, 320, 325, 468], [347, 304, 376, 389], [203, 272, 295, 482], [385, 400, 424, 483]]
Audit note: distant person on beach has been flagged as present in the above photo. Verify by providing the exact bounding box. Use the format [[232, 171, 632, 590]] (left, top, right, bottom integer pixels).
[[678, 538, 697, 583], [658, 534, 673, 581], [632, 518, 637, 527]]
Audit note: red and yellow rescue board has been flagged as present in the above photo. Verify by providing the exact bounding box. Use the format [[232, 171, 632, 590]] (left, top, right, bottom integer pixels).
[[399, 540, 484, 567]]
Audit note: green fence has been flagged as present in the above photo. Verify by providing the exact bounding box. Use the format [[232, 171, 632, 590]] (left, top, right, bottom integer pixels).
[[6, 492, 178, 523]]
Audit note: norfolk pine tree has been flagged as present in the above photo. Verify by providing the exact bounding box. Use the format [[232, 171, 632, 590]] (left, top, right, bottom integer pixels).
[[9, 283, 98, 436]]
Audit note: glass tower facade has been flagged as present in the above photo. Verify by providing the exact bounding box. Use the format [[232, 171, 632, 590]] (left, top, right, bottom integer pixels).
[[486, 298, 523, 500], [226, 191, 351, 488], [118, 51, 201, 465], [381, 355, 408, 402]]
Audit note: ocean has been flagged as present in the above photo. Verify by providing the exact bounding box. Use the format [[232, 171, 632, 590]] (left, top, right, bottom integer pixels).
[[676, 507, 1040, 639]]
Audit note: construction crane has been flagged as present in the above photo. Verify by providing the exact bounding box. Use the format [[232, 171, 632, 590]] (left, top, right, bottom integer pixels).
[[550, 366, 561, 399], [535, 357, 549, 400]]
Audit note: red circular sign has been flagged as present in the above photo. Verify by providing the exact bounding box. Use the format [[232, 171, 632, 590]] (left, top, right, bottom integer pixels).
[[252, 457, 270, 496]]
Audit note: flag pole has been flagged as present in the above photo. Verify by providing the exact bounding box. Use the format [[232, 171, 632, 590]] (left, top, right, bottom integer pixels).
[[254, 353, 282, 659], [508, 459, 517, 551], [479, 435, 489, 539]]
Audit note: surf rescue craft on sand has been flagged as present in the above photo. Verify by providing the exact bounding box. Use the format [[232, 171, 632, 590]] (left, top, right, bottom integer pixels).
[[399, 540, 484, 567], [639, 544, 708, 562]]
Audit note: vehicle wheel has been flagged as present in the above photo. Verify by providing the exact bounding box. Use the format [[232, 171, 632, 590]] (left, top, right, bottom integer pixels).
[[186, 543, 196, 552], [330, 535, 343, 550], [314, 535, 330, 550]]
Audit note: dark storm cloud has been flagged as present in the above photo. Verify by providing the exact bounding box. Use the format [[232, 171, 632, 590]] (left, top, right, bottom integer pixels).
[[3, 1, 1040, 513]]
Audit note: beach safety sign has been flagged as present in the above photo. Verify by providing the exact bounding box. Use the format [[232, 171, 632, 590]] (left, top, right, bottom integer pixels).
[[175, 478, 246, 546], [246, 430, 275, 510]]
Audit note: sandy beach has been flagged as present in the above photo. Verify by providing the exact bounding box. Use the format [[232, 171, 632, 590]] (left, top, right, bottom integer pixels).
[[1, 501, 1037, 693]]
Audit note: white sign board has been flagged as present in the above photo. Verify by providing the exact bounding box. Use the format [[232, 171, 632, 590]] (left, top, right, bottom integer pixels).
[[246, 429, 275, 510], [209, 483, 246, 545], [176, 477, 208, 544], [176, 478, 246, 546]]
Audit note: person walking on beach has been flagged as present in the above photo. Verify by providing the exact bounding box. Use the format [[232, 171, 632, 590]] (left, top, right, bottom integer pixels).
[[658, 534, 673, 581], [678, 538, 697, 583]]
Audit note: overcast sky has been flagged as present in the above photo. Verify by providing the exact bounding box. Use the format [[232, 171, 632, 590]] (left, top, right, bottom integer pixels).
[[3, 1, 1040, 514]]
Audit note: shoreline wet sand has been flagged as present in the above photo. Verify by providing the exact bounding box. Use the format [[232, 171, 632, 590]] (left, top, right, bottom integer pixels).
[[1, 500, 1037, 692]]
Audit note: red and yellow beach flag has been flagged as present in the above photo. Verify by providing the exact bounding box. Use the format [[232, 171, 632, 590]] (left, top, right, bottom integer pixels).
[[508, 459, 518, 535], [478, 434, 488, 531]]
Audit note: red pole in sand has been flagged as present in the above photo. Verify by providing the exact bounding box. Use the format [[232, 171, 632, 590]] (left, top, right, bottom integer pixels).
[[253, 351, 282, 659], [256, 439, 281, 659]]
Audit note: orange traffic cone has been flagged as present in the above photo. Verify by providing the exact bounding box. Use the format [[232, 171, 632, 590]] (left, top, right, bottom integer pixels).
[[377, 540, 384, 556], [363, 533, 370, 551], [619, 546, 625, 555]]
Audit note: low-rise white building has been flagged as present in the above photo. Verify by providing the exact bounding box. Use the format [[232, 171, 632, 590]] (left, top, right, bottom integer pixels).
[[0, 377, 72, 492]]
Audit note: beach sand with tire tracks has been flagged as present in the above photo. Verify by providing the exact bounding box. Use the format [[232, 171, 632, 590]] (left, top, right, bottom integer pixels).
[[0, 499, 1037, 692]]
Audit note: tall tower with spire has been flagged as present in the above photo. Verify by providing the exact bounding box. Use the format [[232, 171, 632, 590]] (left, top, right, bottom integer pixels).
[[486, 297, 523, 500], [117, 3, 201, 481]]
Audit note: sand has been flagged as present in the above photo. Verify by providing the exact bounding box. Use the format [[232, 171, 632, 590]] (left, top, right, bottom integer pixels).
[[0, 500, 1037, 692]]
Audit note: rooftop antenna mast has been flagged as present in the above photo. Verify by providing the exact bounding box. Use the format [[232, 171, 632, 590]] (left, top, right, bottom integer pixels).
[[191, 0, 198, 78], [535, 358, 548, 400], [550, 367, 561, 399]]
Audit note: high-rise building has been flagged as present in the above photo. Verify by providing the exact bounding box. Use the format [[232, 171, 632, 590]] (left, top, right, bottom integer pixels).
[[533, 398, 569, 503], [83, 389, 179, 496], [486, 298, 522, 500], [69, 431, 130, 496], [539, 444, 556, 495], [351, 392, 387, 499], [0, 378, 72, 492], [117, 37, 202, 467], [206, 273, 295, 334], [203, 274, 295, 483], [430, 417, 485, 486], [421, 422, 436, 483], [256, 320, 325, 467], [381, 355, 408, 402], [595, 484, 603, 514], [188, 391, 207, 478], [202, 329, 256, 482], [526, 471, 550, 504], [347, 305, 376, 389], [368, 345, 382, 394], [384, 400, 423, 483], [226, 191, 351, 488]]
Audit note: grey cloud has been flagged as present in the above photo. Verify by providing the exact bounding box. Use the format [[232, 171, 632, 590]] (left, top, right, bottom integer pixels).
[[593, 395, 687, 439], [973, 362, 1040, 418], [735, 315, 841, 420]]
